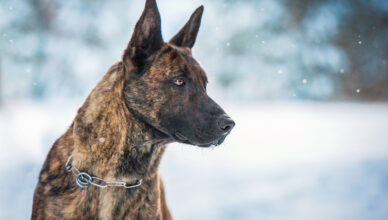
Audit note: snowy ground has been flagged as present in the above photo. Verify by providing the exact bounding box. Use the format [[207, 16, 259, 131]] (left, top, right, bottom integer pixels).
[[1, 101, 388, 219]]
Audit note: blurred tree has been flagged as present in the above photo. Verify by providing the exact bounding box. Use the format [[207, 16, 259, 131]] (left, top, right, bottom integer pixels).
[[336, 0, 388, 101], [0, 0, 109, 100], [285, 0, 388, 100], [31, 0, 57, 98]]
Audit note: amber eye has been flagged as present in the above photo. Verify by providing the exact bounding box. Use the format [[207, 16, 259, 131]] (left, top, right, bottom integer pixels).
[[174, 78, 185, 86]]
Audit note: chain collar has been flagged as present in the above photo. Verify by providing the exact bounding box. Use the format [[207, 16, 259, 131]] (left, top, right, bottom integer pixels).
[[68, 121, 142, 196], [65, 156, 142, 196]]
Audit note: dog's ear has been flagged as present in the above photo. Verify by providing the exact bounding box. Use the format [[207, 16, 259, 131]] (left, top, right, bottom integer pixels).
[[123, 0, 164, 71], [170, 6, 204, 49]]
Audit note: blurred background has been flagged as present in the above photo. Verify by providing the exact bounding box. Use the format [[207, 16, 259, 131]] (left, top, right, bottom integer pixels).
[[0, 0, 388, 219]]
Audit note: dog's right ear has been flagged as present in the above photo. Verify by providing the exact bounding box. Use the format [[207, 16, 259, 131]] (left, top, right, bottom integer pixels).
[[123, 0, 164, 72]]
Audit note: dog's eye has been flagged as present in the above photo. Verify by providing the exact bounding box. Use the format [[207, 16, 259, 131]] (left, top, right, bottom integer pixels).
[[174, 78, 185, 86]]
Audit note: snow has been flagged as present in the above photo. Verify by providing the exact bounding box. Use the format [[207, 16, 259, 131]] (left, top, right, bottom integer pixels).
[[1, 101, 388, 219]]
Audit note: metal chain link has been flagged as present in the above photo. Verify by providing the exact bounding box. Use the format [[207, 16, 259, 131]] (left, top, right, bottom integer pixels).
[[65, 156, 142, 195]]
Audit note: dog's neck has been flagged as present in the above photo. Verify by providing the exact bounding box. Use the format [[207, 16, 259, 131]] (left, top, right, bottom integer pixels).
[[70, 62, 169, 182], [115, 109, 169, 180]]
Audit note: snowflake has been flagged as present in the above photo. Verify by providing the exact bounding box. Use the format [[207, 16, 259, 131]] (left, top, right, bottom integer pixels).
[[358, 41, 362, 45], [302, 79, 307, 84], [356, 89, 360, 93]]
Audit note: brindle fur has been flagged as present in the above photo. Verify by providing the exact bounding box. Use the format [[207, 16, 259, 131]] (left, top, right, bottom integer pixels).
[[32, 0, 234, 219]]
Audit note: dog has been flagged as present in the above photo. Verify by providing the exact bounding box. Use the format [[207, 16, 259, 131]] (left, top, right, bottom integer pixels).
[[31, 0, 235, 219]]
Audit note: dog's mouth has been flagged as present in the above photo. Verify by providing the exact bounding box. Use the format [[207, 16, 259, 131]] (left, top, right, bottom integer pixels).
[[174, 132, 228, 148]]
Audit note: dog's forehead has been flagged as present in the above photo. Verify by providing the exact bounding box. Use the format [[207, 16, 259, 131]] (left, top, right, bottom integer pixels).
[[155, 44, 207, 83]]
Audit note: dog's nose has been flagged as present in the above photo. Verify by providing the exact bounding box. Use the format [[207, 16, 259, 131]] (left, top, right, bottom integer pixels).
[[217, 115, 235, 133]]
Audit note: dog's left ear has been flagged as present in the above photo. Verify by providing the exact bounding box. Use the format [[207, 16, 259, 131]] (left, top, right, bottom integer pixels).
[[123, 0, 164, 71], [170, 6, 204, 48]]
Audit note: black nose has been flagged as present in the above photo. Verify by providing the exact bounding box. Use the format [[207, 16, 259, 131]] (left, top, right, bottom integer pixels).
[[217, 115, 235, 133]]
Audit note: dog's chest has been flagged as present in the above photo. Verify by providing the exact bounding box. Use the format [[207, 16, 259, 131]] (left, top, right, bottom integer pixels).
[[72, 181, 162, 219], [102, 189, 160, 219]]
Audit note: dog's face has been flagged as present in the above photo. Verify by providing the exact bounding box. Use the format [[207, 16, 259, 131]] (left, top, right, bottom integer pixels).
[[123, 0, 234, 147]]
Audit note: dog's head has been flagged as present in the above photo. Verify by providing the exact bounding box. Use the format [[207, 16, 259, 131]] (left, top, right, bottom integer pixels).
[[123, 0, 234, 147]]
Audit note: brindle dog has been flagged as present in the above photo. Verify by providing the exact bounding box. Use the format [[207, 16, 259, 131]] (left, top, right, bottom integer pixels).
[[31, 0, 235, 219]]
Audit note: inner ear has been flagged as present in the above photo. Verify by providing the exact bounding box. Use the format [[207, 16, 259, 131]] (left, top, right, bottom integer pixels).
[[123, 0, 164, 71], [170, 6, 204, 48]]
